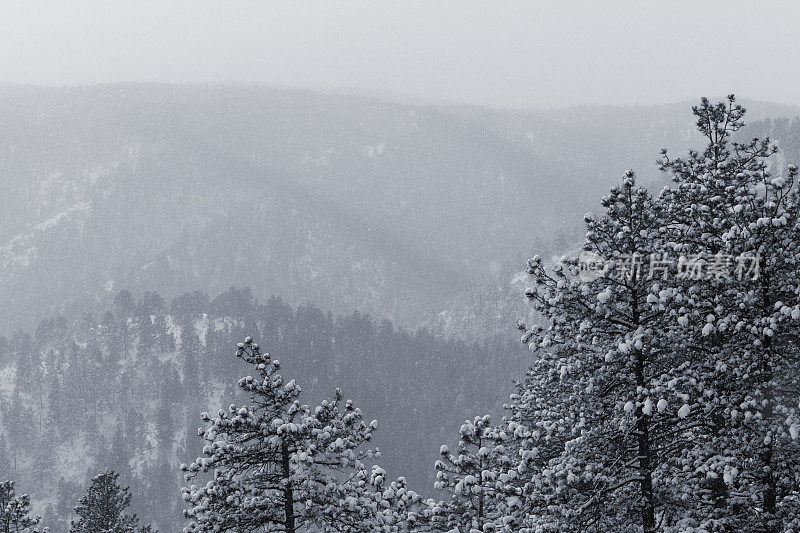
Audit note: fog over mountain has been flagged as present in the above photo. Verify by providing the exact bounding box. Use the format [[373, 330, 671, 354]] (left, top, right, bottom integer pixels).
[[3, 84, 797, 336], [4, 1, 800, 109]]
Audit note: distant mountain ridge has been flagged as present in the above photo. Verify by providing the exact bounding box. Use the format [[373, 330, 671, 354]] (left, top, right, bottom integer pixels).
[[1, 85, 798, 333]]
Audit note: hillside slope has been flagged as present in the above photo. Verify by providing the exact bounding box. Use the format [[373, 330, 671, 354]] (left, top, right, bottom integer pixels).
[[1, 86, 798, 333]]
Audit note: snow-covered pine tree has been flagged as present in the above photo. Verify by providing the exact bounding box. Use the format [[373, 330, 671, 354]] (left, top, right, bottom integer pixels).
[[658, 95, 800, 532], [70, 471, 154, 533], [0, 480, 44, 532], [498, 350, 581, 529], [429, 415, 518, 532], [518, 174, 701, 531], [181, 337, 381, 532], [352, 465, 426, 531]]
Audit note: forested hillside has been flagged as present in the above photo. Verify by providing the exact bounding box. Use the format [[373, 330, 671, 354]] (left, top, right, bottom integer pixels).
[[0, 286, 524, 532]]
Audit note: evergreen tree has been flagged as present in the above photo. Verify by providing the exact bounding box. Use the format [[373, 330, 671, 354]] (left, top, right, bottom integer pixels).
[[182, 337, 380, 532], [430, 415, 518, 532], [658, 95, 800, 531], [355, 465, 426, 532], [503, 96, 800, 531], [518, 174, 697, 531], [70, 471, 154, 533], [0, 480, 43, 532]]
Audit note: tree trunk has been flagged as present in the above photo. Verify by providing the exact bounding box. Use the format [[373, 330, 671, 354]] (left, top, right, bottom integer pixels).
[[635, 400, 656, 533], [760, 281, 777, 533], [632, 290, 656, 533], [760, 357, 777, 533], [281, 441, 296, 533]]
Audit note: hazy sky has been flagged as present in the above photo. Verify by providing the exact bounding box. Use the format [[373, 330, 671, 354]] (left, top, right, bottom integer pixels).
[[2, 1, 799, 109]]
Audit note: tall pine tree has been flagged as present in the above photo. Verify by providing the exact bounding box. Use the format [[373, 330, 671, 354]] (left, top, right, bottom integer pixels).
[[518, 174, 700, 531], [70, 471, 154, 533], [0, 480, 43, 532], [658, 95, 800, 531], [182, 337, 381, 532]]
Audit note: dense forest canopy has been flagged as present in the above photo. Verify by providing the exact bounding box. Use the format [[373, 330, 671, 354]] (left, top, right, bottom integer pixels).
[[0, 286, 524, 532]]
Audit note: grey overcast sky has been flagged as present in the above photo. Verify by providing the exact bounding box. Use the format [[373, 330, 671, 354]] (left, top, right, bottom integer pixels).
[[1, 0, 799, 109]]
